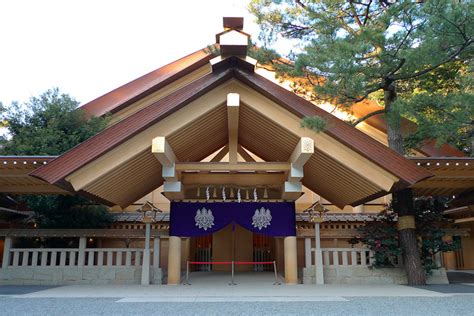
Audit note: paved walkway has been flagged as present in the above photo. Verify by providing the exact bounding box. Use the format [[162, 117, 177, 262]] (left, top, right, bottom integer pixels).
[[2, 273, 474, 315], [4, 272, 474, 301]]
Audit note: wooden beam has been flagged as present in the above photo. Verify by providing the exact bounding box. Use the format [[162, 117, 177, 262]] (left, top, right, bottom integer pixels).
[[233, 82, 399, 193], [181, 172, 286, 186], [151, 136, 176, 167], [0, 185, 68, 194], [290, 137, 314, 167], [175, 162, 290, 172], [162, 165, 178, 182], [412, 180, 474, 189], [227, 93, 240, 164], [282, 181, 303, 201], [237, 145, 256, 162], [210, 145, 229, 162], [65, 83, 231, 191], [287, 137, 314, 184], [162, 181, 184, 200], [454, 217, 474, 224]]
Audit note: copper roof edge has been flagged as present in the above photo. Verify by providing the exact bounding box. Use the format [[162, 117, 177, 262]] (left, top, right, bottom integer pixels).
[[232, 68, 433, 186], [79, 47, 216, 117], [30, 68, 234, 185]]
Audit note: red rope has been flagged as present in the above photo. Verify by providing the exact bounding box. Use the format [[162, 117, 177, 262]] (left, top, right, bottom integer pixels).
[[188, 261, 232, 265], [188, 261, 274, 265], [235, 261, 274, 265]]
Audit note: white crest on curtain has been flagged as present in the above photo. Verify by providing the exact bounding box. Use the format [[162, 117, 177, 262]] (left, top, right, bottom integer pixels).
[[252, 207, 272, 230], [195, 207, 214, 231]]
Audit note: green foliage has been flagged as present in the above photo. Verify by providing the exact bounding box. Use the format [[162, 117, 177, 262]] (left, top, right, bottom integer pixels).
[[249, 0, 474, 153], [0, 88, 109, 155], [0, 88, 112, 229], [349, 197, 461, 275], [20, 195, 113, 229], [300, 116, 327, 132]]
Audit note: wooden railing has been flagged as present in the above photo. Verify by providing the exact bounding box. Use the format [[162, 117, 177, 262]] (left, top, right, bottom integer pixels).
[[5, 247, 155, 268], [321, 248, 374, 267], [9, 248, 80, 267]]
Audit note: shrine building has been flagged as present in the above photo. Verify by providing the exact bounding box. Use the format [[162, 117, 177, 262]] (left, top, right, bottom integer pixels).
[[0, 17, 473, 286]]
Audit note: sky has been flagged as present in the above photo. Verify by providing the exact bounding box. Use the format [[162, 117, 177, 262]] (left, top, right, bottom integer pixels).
[[0, 0, 264, 107]]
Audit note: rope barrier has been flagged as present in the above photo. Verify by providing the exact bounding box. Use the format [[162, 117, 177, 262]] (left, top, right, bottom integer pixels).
[[188, 261, 232, 265], [188, 261, 274, 265], [184, 260, 281, 286]]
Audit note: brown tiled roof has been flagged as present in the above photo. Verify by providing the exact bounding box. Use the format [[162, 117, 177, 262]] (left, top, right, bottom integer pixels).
[[31, 68, 233, 185], [31, 57, 432, 198], [233, 66, 432, 186], [80, 48, 215, 117]]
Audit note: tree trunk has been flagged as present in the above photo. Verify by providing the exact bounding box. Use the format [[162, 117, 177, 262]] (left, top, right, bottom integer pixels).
[[384, 83, 426, 285], [471, 134, 474, 157], [393, 189, 426, 285], [384, 83, 404, 154]]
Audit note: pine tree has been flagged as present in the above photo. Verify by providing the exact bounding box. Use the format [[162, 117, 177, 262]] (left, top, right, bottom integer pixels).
[[250, 0, 473, 284]]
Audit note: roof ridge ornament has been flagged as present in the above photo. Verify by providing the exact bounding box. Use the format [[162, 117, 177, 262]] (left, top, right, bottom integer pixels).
[[216, 17, 250, 57]]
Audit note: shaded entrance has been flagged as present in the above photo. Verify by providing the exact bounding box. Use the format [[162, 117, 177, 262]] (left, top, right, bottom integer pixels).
[[170, 202, 296, 284], [190, 225, 276, 273]]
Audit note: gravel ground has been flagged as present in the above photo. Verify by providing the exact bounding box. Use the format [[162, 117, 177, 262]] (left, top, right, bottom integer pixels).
[[1, 296, 474, 316]]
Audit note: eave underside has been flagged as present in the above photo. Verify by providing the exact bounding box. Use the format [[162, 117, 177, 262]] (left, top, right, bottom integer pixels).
[[57, 80, 406, 208]]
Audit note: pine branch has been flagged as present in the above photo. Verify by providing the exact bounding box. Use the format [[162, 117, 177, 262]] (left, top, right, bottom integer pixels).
[[351, 109, 386, 126], [392, 39, 473, 81]]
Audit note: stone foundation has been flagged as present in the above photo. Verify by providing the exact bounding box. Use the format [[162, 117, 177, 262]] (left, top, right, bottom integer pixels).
[[303, 266, 448, 284], [0, 266, 162, 285]]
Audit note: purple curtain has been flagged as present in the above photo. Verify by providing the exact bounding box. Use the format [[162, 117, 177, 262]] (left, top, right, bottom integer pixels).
[[169, 202, 296, 237]]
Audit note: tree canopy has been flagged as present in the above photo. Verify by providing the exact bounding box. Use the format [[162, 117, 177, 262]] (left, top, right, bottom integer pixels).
[[0, 88, 112, 229], [249, 0, 473, 155], [250, 0, 473, 285], [0, 88, 108, 155]]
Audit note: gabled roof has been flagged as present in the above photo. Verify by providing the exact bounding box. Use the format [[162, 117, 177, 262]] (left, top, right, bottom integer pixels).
[[80, 48, 215, 117], [31, 56, 432, 208]]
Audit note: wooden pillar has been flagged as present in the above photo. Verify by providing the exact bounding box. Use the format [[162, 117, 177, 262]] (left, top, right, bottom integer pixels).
[[153, 237, 160, 268], [442, 235, 457, 270], [167, 236, 181, 285], [2, 237, 12, 268], [78, 237, 86, 268], [284, 236, 298, 284], [141, 222, 151, 285], [314, 222, 324, 284], [304, 238, 311, 268]]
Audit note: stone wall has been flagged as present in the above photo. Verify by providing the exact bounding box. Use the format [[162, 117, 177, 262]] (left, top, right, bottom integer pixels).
[[303, 266, 448, 285], [0, 266, 162, 285]]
